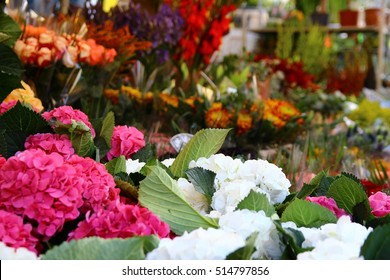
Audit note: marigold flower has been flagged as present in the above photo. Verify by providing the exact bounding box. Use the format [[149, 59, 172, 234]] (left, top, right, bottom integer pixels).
[[159, 93, 179, 108], [236, 110, 253, 135], [263, 99, 302, 129], [104, 88, 120, 104], [0, 210, 39, 253], [205, 102, 233, 128], [121, 86, 142, 101], [106, 125, 145, 160], [68, 202, 170, 240]]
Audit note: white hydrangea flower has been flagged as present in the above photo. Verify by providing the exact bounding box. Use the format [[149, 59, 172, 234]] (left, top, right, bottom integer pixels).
[[161, 158, 175, 168], [283, 216, 372, 260], [125, 159, 145, 174], [211, 180, 256, 214], [238, 159, 291, 204], [189, 154, 243, 187], [219, 210, 284, 259], [177, 178, 209, 214], [0, 242, 38, 260], [146, 228, 245, 260]]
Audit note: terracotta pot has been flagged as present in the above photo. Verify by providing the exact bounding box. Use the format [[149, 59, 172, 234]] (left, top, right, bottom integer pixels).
[[339, 9, 359, 26], [365, 8, 381, 26]]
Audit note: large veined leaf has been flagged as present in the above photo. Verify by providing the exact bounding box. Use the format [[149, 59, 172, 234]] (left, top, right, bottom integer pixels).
[[236, 190, 276, 217], [360, 224, 390, 260], [170, 129, 230, 178], [139, 165, 219, 235], [91, 112, 114, 159], [327, 176, 369, 215], [54, 120, 95, 157], [274, 221, 310, 259], [185, 167, 216, 203], [0, 45, 23, 103], [281, 199, 337, 228], [0, 102, 52, 158], [105, 156, 127, 176], [226, 232, 258, 260], [41, 236, 159, 260], [0, 13, 22, 47]]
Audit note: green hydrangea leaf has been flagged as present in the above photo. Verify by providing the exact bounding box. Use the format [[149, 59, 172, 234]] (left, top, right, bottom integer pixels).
[[0, 102, 52, 158], [0, 13, 22, 47], [139, 165, 219, 235], [281, 198, 337, 228], [185, 167, 216, 202], [170, 128, 230, 178], [41, 236, 159, 260], [360, 224, 390, 260], [236, 190, 276, 217]]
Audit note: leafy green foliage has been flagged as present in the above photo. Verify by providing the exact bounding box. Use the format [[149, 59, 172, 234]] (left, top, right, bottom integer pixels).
[[0, 13, 22, 47], [0, 45, 23, 103], [0, 102, 52, 158], [226, 232, 258, 260], [131, 143, 156, 162], [236, 191, 276, 217], [41, 236, 159, 260], [169, 129, 230, 178], [281, 199, 337, 228], [185, 167, 216, 203], [90, 112, 114, 159], [274, 221, 311, 260], [360, 224, 390, 260], [327, 176, 369, 215], [139, 166, 218, 235], [54, 120, 95, 157], [105, 156, 127, 176]]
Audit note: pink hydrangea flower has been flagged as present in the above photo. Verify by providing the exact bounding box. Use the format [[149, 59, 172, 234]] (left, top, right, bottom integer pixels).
[[0, 155, 6, 169], [0, 100, 17, 115], [106, 125, 145, 160], [69, 201, 170, 240], [0, 210, 39, 253], [25, 133, 75, 159], [369, 191, 390, 217], [306, 196, 348, 219], [42, 106, 96, 137], [0, 149, 84, 240], [68, 155, 120, 212]]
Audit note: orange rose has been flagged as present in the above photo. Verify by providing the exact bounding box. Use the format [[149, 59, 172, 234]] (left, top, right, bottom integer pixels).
[[36, 47, 53, 67]]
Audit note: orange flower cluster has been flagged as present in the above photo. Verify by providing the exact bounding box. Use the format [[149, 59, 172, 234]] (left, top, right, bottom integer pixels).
[[263, 99, 303, 129], [87, 21, 152, 61], [104, 86, 153, 105], [205, 102, 233, 129], [159, 93, 179, 109]]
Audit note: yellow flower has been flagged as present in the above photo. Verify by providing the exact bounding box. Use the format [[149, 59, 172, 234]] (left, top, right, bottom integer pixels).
[[159, 93, 179, 108], [205, 102, 233, 129], [184, 96, 203, 109], [5, 81, 43, 112], [121, 86, 142, 101]]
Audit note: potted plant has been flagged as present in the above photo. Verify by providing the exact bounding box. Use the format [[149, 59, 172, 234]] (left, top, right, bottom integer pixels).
[[339, 0, 359, 26]]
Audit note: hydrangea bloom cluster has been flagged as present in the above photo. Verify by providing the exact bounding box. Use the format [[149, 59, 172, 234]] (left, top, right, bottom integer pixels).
[[0, 149, 85, 240], [69, 202, 170, 240], [188, 154, 291, 214], [283, 216, 372, 260], [25, 133, 75, 159], [42, 106, 96, 137], [106, 125, 145, 160], [219, 209, 284, 259], [306, 196, 348, 219], [68, 155, 119, 212], [0, 210, 39, 253], [146, 228, 245, 260], [368, 191, 390, 217]]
